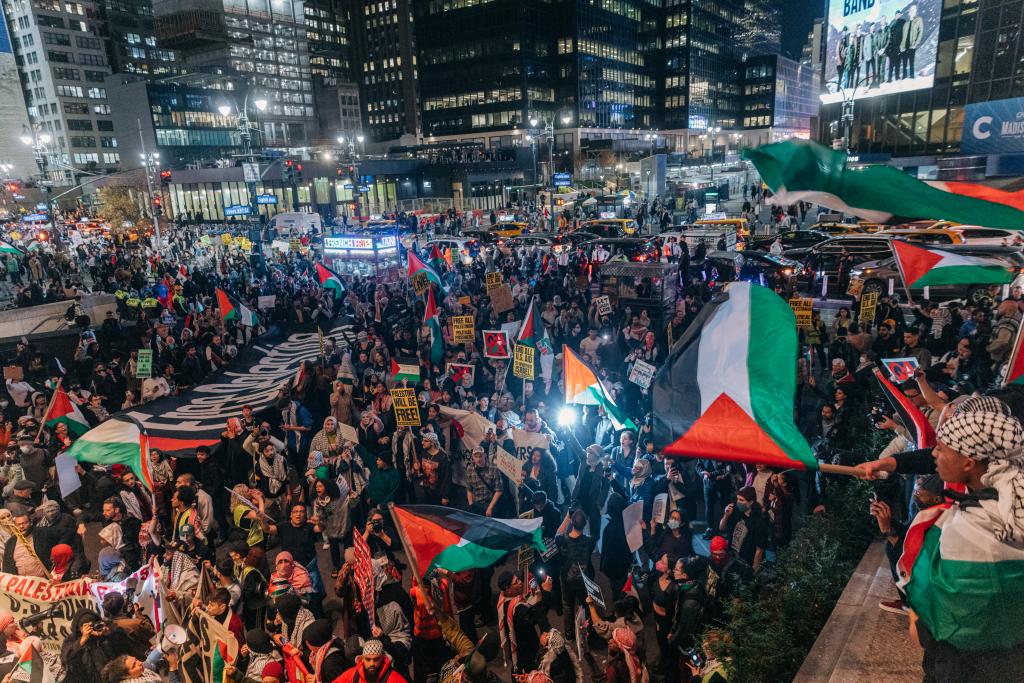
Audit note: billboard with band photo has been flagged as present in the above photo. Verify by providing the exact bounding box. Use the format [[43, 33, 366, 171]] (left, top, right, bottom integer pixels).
[[822, 0, 940, 104]]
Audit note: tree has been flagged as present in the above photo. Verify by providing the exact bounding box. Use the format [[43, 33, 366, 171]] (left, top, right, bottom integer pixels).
[[96, 185, 150, 236]]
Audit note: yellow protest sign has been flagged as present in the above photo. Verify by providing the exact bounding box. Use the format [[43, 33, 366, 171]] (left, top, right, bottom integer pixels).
[[513, 343, 535, 380], [451, 315, 475, 344], [458, 295, 472, 306], [220, 233, 233, 245], [391, 387, 421, 426], [412, 271, 429, 296], [486, 271, 503, 291], [789, 297, 813, 329], [289, 238, 301, 252], [860, 291, 879, 322]]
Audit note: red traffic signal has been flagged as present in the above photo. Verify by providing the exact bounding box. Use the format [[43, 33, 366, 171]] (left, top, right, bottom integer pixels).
[[159, 170, 171, 182], [153, 197, 161, 206]]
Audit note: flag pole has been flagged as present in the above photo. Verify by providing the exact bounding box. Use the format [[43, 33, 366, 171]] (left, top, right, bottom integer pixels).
[[35, 378, 63, 443], [889, 241, 915, 305], [1002, 314, 1024, 387], [819, 462, 872, 477], [387, 503, 429, 597]]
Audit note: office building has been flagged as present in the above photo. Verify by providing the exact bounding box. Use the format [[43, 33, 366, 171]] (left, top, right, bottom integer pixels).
[[735, 0, 783, 59], [741, 55, 818, 141], [5, 0, 121, 185], [0, 8, 39, 180], [100, 0, 178, 77], [800, 17, 825, 94], [154, 0, 316, 147], [304, 0, 360, 145]]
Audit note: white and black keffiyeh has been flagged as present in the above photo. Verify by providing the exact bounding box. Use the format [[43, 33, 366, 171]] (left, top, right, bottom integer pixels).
[[937, 410, 1024, 543], [953, 396, 1012, 418]]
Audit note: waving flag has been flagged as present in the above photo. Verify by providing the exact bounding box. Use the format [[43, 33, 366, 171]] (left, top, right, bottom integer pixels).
[[924, 180, 1024, 213], [315, 262, 345, 300], [408, 251, 444, 290], [652, 281, 816, 470], [43, 386, 90, 437], [429, 244, 446, 272], [892, 240, 1017, 288], [66, 416, 152, 489], [392, 505, 545, 577], [872, 367, 936, 449], [215, 287, 258, 327], [744, 140, 1024, 230], [516, 295, 554, 383], [391, 357, 420, 383], [0, 240, 22, 255], [14, 643, 52, 683], [424, 288, 444, 366], [563, 346, 636, 431]]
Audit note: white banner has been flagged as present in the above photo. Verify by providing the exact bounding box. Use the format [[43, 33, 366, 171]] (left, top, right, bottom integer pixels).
[[495, 446, 525, 486], [512, 428, 550, 461]]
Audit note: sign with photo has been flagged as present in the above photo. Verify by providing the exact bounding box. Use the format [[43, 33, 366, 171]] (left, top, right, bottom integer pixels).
[[447, 363, 475, 386], [483, 330, 511, 359], [391, 387, 421, 426], [628, 359, 656, 389]]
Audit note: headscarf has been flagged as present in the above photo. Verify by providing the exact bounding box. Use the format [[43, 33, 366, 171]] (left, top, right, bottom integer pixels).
[[586, 444, 606, 468], [35, 500, 60, 527], [50, 544, 73, 578], [376, 601, 411, 649], [936, 410, 1024, 543], [98, 523, 123, 549], [612, 627, 647, 683], [630, 459, 652, 491], [244, 628, 281, 680], [271, 551, 313, 595]]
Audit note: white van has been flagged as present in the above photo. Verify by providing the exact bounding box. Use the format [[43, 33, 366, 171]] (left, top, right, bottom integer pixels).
[[270, 212, 322, 238]]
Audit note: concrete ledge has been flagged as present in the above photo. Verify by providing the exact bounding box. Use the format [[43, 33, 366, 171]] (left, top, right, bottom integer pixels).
[[793, 539, 923, 683]]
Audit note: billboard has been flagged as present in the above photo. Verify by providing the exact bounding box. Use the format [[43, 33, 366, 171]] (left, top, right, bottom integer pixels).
[[821, 0, 940, 104], [962, 97, 1024, 156]]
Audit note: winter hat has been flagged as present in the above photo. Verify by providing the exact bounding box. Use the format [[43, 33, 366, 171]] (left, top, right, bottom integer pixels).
[[302, 619, 333, 648], [362, 639, 384, 657], [737, 486, 757, 502], [709, 535, 729, 553]]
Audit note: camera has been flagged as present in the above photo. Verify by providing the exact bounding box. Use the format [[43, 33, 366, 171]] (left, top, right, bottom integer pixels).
[[371, 519, 383, 532], [684, 648, 704, 669]]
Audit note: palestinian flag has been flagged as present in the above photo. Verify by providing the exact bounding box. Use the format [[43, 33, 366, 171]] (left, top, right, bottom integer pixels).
[[391, 357, 420, 383], [0, 239, 22, 255], [563, 346, 636, 431], [392, 504, 545, 577], [872, 367, 936, 449], [215, 287, 259, 326], [316, 262, 345, 300], [898, 502, 1024, 651], [892, 240, 1017, 288], [516, 296, 554, 382], [65, 416, 152, 489], [14, 643, 52, 683], [925, 180, 1024, 213], [429, 244, 446, 272], [408, 251, 444, 290], [43, 387, 90, 437], [212, 638, 234, 683], [651, 281, 816, 470], [424, 287, 444, 366], [743, 140, 1024, 230]]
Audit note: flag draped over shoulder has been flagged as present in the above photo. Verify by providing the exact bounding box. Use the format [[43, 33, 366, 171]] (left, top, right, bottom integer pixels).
[[743, 140, 1024, 230], [563, 346, 636, 431], [392, 504, 545, 577], [65, 416, 153, 489], [651, 281, 816, 470], [892, 240, 1017, 288], [516, 295, 554, 383]]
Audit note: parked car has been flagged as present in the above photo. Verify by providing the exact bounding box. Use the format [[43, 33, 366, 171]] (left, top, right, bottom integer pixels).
[[747, 229, 831, 251], [424, 237, 480, 265], [704, 250, 800, 296], [581, 238, 660, 263]]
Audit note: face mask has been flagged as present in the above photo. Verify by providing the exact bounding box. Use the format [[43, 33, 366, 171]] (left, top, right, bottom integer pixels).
[[19, 445, 31, 454], [667, 519, 681, 530], [736, 501, 749, 513], [654, 559, 668, 573]]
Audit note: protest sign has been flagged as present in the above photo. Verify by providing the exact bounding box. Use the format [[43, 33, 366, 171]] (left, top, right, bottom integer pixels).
[[458, 295, 472, 306], [451, 315, 475, 344], [513, 344, 535, 380], [483, 330, 511, 359], [860, 291, 879, 322], [446, 363, 475, 386], [135, 349, 153, 378], [391, 387, 421, 426], [580, 568, 605, 609], [0, 573, 94, 652], [881, 356, 920, 382], [847, 278, 864, 297], [518, 546, 534, 572], [2, 366, 22, 382], [628, 360, 656, 389], [512, 429, 550, 461], [485, 271, 503, 291], [623, 500, 645, 553], [496, 446, 525, 486], [594, 295, 613, 316], [788, 297, 813, 329], [489, 284, 514, 313], [179, 608, 239, 683], [352, 528, 376, 628], [651, 493, 668, 525], [54, 453, 81, 498], [412, 272, 430, 296], [288, 238, 301, 252], [257, 295, 277, 310]]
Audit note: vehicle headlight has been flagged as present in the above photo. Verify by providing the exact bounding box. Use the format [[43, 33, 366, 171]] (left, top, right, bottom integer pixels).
[[850, 269, 863, 278]]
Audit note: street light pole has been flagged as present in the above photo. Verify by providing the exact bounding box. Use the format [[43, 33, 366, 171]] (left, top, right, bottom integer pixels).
[[337, 133, 365, 221], [19, 124, 57, 226], [220, 91, 268, 222], [529, 113, 572, 229]]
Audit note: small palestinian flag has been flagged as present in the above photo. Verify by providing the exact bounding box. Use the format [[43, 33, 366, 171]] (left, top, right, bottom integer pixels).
[[872, 367, 936, 449], [212, 638, 234, 683], [429, 244, 446, 272], [447, 362, 475, 385], [43, 386, 90, 436], [652, 281, 816, 470], [215, 287, 259, 326], [14, 643, 52, 683], [66, 416, 153, 489], [391, 357, 420, 383], [424, 287, 444, 366], [892, 240, 1017, 289], [563, 346, 636, 431], [408, 251, 444, 290], [516, 295, 554, 382], [0, 239, 22, 255], [316, 262, 345, 300], [393, 504, 546, 577], [744, 140, 1024, 230], [483, 330, 510, 359]]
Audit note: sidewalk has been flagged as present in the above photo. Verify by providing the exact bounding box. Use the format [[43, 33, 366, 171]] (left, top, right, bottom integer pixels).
[[793, 540, 923, 682]]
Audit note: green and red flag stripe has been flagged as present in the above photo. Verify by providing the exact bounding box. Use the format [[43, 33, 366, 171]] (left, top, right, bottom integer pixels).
[[65, 416, 154, 489], [872, 367, 935, 449], [892, 240, 1018, 288], [315, 262, 345, 300], [424, 287, 444, 366], [652, 281, 816, 470], [516, 295, 554, 382], [924, 180, 1024, 213], [43, 386, 90, 437], [408, 251, 444, 290]]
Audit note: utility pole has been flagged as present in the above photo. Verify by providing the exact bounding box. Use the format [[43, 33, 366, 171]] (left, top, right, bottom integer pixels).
[[137, 119, 160, 246]]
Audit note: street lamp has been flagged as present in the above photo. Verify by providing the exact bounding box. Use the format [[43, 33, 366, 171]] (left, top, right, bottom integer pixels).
[[336, 133, 364, 220], [20, 124, 57, 224], [219, 90, 269, 220], [527, 112, 573, 217], [139, 150, 161, 245]]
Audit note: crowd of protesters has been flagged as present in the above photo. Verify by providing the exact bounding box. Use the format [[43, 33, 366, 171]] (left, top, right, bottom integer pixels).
[[0, 198, 1020, 683]]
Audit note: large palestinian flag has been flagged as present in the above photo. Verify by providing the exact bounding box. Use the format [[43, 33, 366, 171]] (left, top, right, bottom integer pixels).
[[408, 251, 444, 290], [392, 505, 545, 577], [516, 295, 554, 382], [563, 345, 636, 431], [43, 387, 90, 436], [215, 287, 258, 326], [898, 502, 1024, 651], [651, 281, 816, 470], [872, 367, 935, 449], [892, 240, 1017, 288], [925, 180, 1024, 213], [743, 140, 1024, 230], [315, 262, 345, 300], [65, 416, 152, 489]]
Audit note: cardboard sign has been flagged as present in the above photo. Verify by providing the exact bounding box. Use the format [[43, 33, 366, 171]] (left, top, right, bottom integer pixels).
[[458, 295, 472, 306], [257, 294, 277, 310], [485, 271, 503, 291], [652, 492, 668, 525], [490, 283, 514, 313], [496, 446, 525, 485], [135, 349, 153, 378], [881, 356, 920, 382], [594, 295, 613, 316], [391, 387, 421, 426], [847, 277, 864, 297], [447, 362, 475, 386], [451, 315, 475, 344], [628, 359, 656, 389], [2, 366, 22, 382], [412, 271, 430, 296], [789, 297, 813, 329], [483, 330, 511, 359], [580, 567, 605, 609], [513, 343, 535, 380], [860, 291, 879, 323], [623, 500, 645, 553]]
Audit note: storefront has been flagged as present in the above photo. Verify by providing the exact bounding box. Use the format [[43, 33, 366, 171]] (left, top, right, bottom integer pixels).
[[320, 233, 401, 281]]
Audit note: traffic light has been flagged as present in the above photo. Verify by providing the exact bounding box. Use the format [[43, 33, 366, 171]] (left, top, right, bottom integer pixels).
[[284, 159, 294, 183], [159, 170, 172, 183], [153, 196, 162, 217]]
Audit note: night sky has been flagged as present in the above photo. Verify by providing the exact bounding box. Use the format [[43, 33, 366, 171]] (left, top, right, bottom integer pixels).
[[781, 0, 826, 59]]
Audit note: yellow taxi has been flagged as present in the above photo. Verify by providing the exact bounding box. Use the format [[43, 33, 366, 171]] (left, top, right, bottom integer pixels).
[[490, 222, 526, 238], [695, 217, 750, 237], [809, 222, 867, 236], [876, 227, 965, 245]]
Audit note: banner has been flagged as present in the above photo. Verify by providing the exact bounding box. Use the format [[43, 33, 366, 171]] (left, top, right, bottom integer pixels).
[[90, 559, 162, 631], [628, 359, 656, 389], [483, 330, 511, 359], [391, 387, 421, 426], [0, 573, 94, 653], [495, 446, 525, 485], [511, 428, 550, 461], [513, 344, 535, 380], [451, 315, 475, 344], [120, 322, 354, 456], [179, 609, 239, 683]]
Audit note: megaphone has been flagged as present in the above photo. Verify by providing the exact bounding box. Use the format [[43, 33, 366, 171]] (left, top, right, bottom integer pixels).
[[160, 624, 187, 652]]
